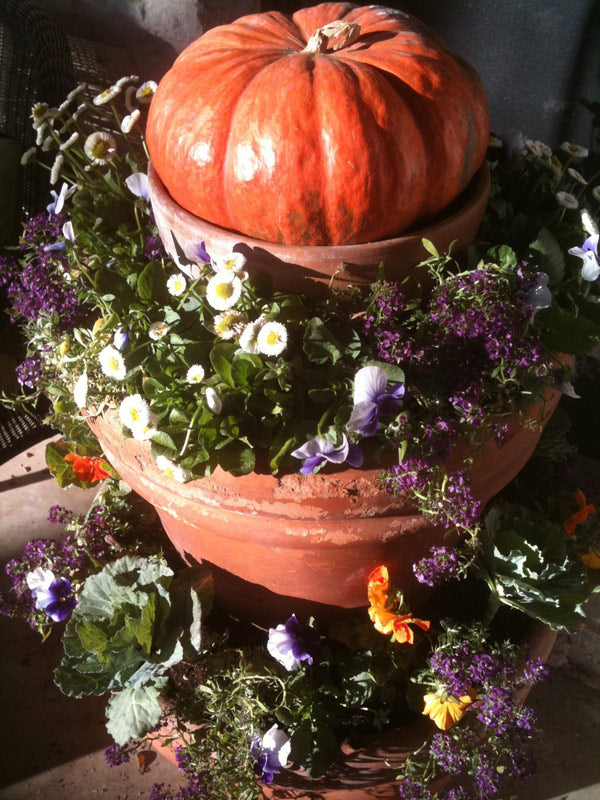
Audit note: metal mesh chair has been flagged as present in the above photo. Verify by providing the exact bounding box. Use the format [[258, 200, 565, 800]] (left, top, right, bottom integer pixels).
[[0, 1, 132, 463]]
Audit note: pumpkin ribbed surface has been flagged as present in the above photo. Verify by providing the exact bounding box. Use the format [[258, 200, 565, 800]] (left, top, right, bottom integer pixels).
[[146, 2, 489, 247]]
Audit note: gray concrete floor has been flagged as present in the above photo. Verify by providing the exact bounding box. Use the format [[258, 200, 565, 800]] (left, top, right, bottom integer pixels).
[[0, 437, 599, 800]]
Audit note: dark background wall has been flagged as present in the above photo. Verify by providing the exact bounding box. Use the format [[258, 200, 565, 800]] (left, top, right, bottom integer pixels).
[[261, 0, 600, 152]]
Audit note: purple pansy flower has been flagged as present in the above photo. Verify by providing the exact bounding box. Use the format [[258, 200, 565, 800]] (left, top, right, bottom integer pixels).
[[125, 172, 150, 201], [291, 434, 363, 475], [113, 327, 130, 351], [267, 614, 319, 671], [569, 234, 600, 281], [346, 365, 405, 437], [196, 241, 211, 263], [43, 221, 76, 252], [526, 271, 551, 316], [27, 568, 77, 622], [252, 724, 291, 783], [47, 182, 76, 216]]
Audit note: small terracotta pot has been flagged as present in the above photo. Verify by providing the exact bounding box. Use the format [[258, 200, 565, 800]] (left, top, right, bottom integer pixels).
[[150, 620, 557, 800], [87, 385, 561, 624], [147, 160, 490, 295]]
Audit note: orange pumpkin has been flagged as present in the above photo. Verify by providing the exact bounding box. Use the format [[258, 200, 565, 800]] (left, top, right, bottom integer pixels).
[[146, 2, 489, 247]]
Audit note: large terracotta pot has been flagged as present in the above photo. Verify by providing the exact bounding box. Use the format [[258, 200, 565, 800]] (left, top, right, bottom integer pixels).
[[87, 385, 561, 623], [147, 160, 490, 295], [150, 620, 557, 799]]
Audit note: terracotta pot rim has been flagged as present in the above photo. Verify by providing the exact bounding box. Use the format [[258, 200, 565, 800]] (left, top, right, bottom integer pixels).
[[147, 159, 490, 257]]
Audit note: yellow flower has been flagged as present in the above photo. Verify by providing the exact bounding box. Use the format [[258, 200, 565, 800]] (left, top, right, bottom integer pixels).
[[422, 688, 475, 730], [92, 317, 106, 336]]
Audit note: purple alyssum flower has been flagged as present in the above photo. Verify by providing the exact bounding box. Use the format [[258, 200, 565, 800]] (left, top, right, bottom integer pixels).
[[252, 724, 291, 783], [267, 614, 319, 671], [291, 433, 363, 475], [346, 365, 405, 437], [569, 233, 600, 281]]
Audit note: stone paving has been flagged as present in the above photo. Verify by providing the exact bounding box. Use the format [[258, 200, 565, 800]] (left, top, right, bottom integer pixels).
[[0, 438, 599, 800]]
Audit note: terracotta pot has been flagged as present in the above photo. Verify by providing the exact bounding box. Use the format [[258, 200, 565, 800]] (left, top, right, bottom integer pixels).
[[150, 620, 557, 800], [147, 160, 490, 295], [87, 386, 561, 624]]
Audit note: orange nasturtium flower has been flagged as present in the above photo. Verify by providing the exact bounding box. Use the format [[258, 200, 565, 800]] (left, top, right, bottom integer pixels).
[[367, 565, 430, 645], [563, 490, 596, 535], [581, 550, 600, 569], [422, 687, 476, 730], [64, 453, 111, 483]]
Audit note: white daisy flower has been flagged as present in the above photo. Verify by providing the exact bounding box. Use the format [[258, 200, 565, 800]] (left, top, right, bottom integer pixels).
[[41, 135, 54, 152], [567, 167, 587, 185], [136, 81, 157, 104], [84, 132, 117, 166], [213, 311, 245, 340], [92, 84, 122, 106], [239, 317, 266, 354], [119, 394, 151, 432], [186, 364, 205, 384], [148, 321, 170, 340], [125, 85, 136, 112], [156, 454, 189, 483], [115, 75, 139, 88], [73, 372, 88, 409], [99, 345, 126, 380], [542, 154, 563, 179], [121, 109, 141, 134], [205, 387, 222, 414], [50, 153, 64, 185], [525, 139, 552, 159], [560, 141, 589, 159], [35, 124, 46, 146], [131, 411, 158, 441], [257, 321, 288, 357], [592, 186, 600, 203], [66, 83, 87, 103], [167, 273, 187, 296], [20, 147, 37, 166], [582, 209, 599, 236], [31, 102, 49, 124], [556, 191, 578, 210], [206, 273, 242, 311], [59, 132, 80, 151], [212, 251, 247, 274], [72, 103, 86, 122]]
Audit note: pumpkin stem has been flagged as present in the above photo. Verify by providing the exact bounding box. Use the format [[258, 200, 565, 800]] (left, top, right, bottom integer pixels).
[[303, 20, 361, 54]]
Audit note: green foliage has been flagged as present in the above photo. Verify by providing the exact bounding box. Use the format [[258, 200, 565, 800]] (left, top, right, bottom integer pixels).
[[480, 504, 588, 630], [55, 555, 213, 744]]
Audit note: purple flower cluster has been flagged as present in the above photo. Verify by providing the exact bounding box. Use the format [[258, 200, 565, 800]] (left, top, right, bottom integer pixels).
[[144, 235, 164, 261], [475, 686, 515, 734], [473, 752, 503, 798], [15, 358, 42, 390], [436, 471, 482, 530], [104, 743, 130, 767], [0, 213, 82, 329], [428, 264, 550, 380], [397, 777, 431, 800], [413, 546, 462, 587]]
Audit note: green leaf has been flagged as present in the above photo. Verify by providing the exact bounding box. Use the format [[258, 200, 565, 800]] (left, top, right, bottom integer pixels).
[[135, 594, 157, 656], [303, 318, 342, 365], [421, 238, 439, 257], [529, 228, 565, 284], [217, 442, 256, 476], [231, 352, 263, 388], [106, 686, 163, 745], [210, 342, 236, 388], [537, 308, 600, 355], [137, 261, 168, 302]]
